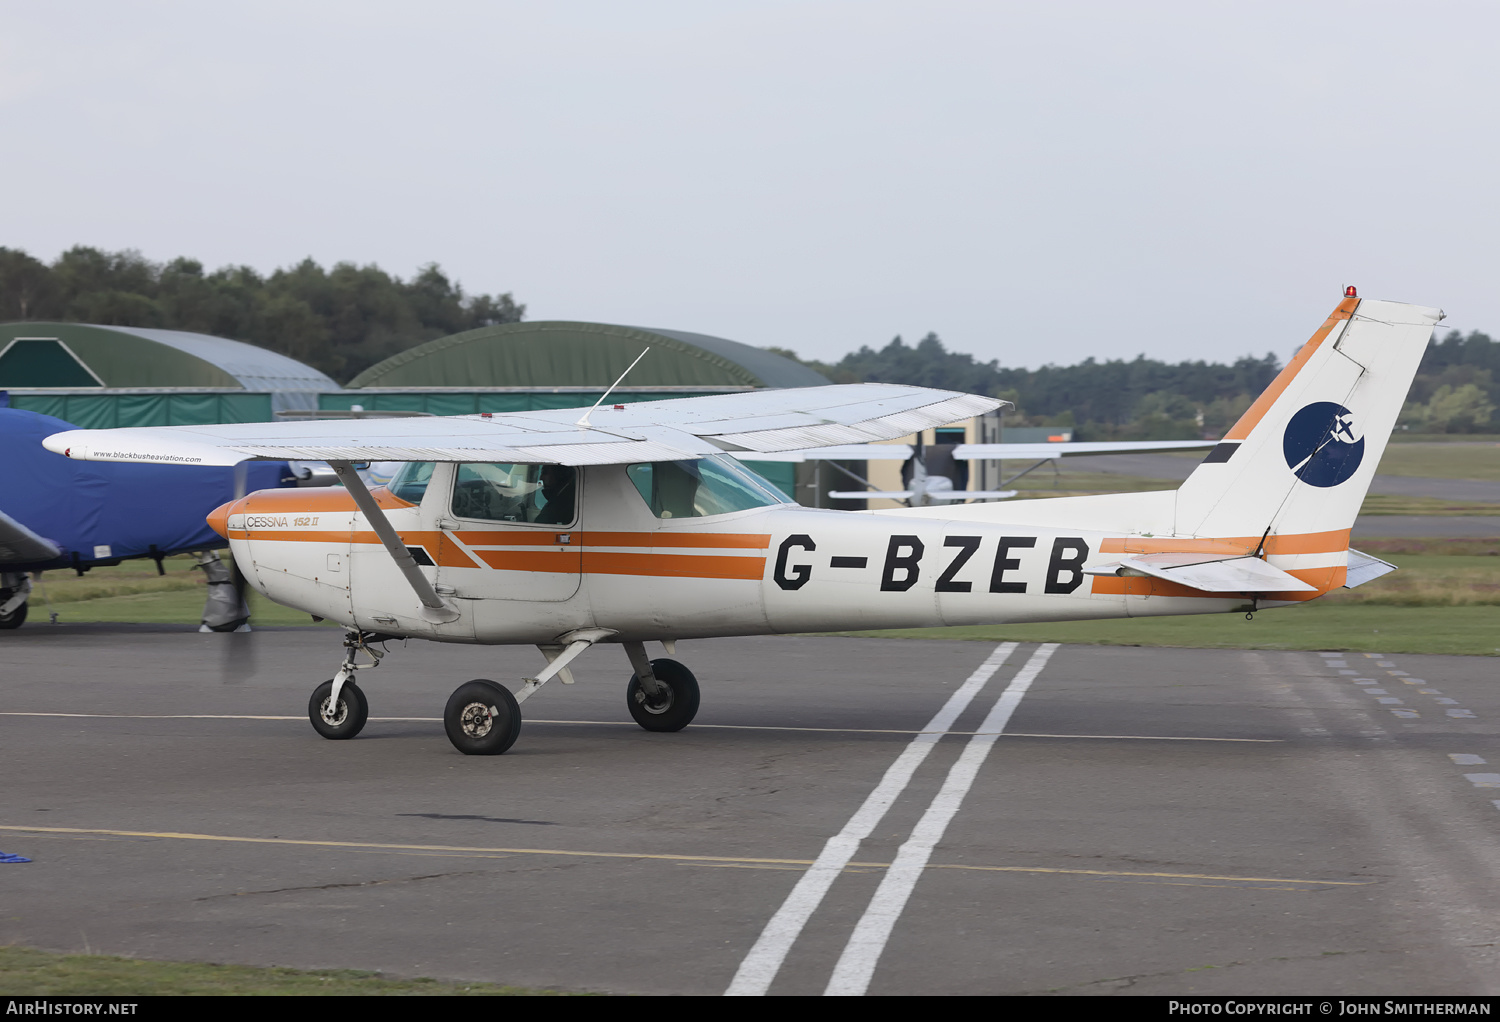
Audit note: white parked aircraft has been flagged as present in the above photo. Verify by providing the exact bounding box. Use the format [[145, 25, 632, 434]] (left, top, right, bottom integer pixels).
[[44, 293, 1428, 755]]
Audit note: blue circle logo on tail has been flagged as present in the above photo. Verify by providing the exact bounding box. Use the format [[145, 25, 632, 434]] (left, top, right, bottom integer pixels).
[[1283, 402, 1364, 487]]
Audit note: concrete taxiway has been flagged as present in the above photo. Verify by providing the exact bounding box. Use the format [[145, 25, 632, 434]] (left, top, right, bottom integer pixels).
[[1, 626, 1498, 995]]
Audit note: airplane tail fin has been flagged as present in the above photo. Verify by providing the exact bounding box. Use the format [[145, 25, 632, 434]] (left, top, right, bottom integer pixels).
[[1174, 294, 1444, 548]]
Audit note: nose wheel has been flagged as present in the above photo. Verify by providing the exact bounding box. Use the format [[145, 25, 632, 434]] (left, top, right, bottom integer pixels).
[[444, 680, 522, 755], [626, 658, 700, 732], [309, 679, 369, 739]]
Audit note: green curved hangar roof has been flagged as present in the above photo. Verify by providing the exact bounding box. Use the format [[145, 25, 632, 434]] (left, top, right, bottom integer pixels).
[[0, 322, 337, 392], [346, 321, 829, 390]]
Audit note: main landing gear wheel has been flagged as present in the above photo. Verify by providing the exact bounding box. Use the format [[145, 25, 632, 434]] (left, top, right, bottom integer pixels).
[[444, 680, 522, 756], [626, 658, 700, 732], [309, 679, 369, 740], [0, 602, 26, 630]]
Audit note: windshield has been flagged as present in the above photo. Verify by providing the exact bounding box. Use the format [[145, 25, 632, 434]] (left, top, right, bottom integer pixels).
[[627, 456, 792, 519], [387, 461, 436, 503]]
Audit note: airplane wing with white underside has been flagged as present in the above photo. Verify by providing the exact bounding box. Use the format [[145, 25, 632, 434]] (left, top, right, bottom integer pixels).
[[44, 385, 1002, 468], [0, 510, 62, 566], [954, 440, 1218, 459]]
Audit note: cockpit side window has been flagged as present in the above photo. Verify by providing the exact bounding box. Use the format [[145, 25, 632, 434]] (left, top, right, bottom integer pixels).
[[627, 456, 790, 519], [451, 463, 576, 525]]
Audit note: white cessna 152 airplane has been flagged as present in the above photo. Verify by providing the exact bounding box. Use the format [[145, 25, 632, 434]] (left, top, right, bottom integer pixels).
[[43, 292, 1436, 755]]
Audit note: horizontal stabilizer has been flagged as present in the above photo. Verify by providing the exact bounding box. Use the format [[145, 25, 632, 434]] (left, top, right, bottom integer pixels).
[[0, 510, 62, 566], [1083, 551, 1316, 593], [1344, 548, 1398, 588]]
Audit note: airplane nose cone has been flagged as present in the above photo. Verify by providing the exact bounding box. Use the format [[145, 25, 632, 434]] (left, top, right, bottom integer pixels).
[[207, 499, 236, 539]]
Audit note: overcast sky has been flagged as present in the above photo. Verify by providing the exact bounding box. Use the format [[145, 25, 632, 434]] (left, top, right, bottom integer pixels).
[[2, 1, 1493, 368]]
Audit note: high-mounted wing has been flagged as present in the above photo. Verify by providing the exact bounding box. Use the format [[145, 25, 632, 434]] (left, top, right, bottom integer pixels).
[[732, 440, 1220, 463], [954, 440, 1217, 460], [44, 385, 1002, 468], [0, 510, 62, 566], [828, 489, 1019, 501], [725, 444, 915, 463]]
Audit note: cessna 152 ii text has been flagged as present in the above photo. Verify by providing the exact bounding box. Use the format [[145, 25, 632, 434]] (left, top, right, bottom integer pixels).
[[43, 292, 1436, 755]]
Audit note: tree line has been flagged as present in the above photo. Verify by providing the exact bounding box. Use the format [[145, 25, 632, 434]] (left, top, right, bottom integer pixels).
[[775, 327, 1498, 439], [3, 246, 1491, 435], [0, 246, 523, 382]]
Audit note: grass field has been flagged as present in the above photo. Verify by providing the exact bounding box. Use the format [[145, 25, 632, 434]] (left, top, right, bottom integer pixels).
[[20, 540, 1498, 655], [0, 945, 566, 996], [990, 448, 1500, 513], [1380, 438, 1500, 482], [28, 555, 334, 627], [830, 538, 1500, 656]]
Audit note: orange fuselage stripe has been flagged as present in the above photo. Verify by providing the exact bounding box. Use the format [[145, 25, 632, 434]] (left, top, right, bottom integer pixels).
[[1222, 296, 1358, 441], [232, 528, 769, 549], [586, 532, 772, 549], [1099, 529, 1351, 556], [472, 549, 583, 573], [582, 552, 766, 580]]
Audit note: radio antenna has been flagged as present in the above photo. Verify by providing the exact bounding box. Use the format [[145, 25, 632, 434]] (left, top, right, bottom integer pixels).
[[576, 347, 650, 428]]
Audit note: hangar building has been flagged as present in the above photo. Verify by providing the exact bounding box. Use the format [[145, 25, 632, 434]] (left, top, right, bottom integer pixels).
[[322, 321, 835, 502], [0, 322, 337, 427], [323, 321, 828, 412]]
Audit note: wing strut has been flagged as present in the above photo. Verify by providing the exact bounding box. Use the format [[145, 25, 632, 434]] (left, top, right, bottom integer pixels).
[[327, 461, 459, 624]]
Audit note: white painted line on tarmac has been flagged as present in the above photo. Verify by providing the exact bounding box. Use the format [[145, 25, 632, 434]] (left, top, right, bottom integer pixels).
[[722, 642, 1019, 997], [823, 643, 1059, 997], [1464, 774, 1500, 788], [1449, 754, 1487, 765]]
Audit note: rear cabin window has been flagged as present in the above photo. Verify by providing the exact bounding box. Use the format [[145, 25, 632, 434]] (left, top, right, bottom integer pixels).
[[451, 463, 576, 525], [627, 456, 790, 519], [388, 462, 435, 503]]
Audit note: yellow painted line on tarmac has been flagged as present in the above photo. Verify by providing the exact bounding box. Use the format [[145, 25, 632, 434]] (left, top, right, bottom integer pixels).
[[0, 824, 1362, 887], [924, 864, 1372, 886], [0, 712, 305, 720], [0, 824, 818, 867], [0, 712, 1281, 741]]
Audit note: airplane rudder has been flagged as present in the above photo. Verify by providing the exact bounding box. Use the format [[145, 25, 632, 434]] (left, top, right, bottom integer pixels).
[[1175, 295, 1443, 538]]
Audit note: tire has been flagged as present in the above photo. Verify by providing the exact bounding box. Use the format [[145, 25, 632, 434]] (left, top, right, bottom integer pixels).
[[309, 679, 369, 740], [626, 659, 700, 732], [0, 601, 26, 630], [444, 680, 522, 755]]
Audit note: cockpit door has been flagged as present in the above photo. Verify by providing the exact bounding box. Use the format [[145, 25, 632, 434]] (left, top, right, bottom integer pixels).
[[436, 462, 583, 602]]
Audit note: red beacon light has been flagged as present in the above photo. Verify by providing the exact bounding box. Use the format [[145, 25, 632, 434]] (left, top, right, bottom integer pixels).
[[613, 404, 625, 410], [1345, 285, 1358, 297], [480, 412, 492, 419]]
